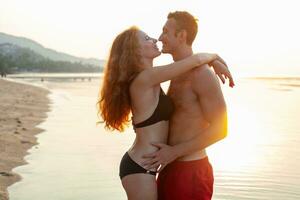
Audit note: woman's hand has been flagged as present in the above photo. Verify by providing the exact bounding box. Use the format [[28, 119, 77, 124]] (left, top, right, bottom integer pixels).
[[210, 57, 235, 87], [196, 53, 234, 87]]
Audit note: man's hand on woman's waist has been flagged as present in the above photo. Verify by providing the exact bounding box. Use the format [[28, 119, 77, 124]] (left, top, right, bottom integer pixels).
[[141, 143, 178, 172]]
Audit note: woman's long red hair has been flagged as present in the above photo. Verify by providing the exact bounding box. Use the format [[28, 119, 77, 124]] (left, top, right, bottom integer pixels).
[[97, 27, 142, 132]]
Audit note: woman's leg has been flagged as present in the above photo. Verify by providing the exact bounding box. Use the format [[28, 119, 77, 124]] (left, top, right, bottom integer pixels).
[[121, 174, 157, 200]]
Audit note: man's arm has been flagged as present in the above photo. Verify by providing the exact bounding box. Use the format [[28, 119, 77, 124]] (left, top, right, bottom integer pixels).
[[142, 66, 228, 171]]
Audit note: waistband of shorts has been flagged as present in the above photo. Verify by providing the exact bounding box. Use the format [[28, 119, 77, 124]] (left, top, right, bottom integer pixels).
[[168, 156, 209, 168]]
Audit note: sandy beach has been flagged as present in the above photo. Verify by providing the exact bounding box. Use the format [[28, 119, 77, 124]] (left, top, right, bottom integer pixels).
[[0, 79, 50, 200]]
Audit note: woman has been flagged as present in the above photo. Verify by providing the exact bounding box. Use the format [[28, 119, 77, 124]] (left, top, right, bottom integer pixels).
[[98, 26, 230, 199]]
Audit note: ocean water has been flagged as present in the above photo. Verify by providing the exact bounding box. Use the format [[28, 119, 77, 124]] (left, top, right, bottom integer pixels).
[[7, 74, 300, 199]]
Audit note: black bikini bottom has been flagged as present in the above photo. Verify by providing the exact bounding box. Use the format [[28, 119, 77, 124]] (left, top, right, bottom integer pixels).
[[119, 151, 157, 179]]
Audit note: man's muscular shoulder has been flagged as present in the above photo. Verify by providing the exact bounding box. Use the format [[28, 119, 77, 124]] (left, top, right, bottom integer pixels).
[[191, 64, 221, 95], [191, 64, 219, 84]]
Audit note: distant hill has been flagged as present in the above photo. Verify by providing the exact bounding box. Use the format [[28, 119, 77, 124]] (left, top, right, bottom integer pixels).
[[0, 43, 45, 63], [0, 32, 105, 67], [0, 43, 101, 73]]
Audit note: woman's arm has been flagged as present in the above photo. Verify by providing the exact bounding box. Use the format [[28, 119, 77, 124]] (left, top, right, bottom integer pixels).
[[134, 53, 217, 88], [209, 59, 235, 87]]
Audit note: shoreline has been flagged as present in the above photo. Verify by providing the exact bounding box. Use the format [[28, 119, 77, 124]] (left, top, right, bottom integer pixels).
[[0, 78, 51, 200]]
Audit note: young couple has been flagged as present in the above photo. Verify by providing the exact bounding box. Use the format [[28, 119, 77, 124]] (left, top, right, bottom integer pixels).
[[98, 11, 234, 200]]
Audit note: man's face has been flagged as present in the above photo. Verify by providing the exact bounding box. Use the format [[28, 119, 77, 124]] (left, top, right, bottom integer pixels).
[[158, 18, 180, 54]]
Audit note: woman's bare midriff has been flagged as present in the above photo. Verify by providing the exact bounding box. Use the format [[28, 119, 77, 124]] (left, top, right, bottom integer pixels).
[[127, 121, 169, 170]]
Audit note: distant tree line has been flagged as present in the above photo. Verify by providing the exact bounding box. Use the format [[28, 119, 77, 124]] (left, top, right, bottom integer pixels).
[[0, 44, 102, 74]]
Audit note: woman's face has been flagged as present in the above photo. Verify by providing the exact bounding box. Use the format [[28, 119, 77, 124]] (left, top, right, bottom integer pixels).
[[137, 31, 161, 59]]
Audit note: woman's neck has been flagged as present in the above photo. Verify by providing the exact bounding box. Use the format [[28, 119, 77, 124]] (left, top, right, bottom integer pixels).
[[140, 58, 154, 69]]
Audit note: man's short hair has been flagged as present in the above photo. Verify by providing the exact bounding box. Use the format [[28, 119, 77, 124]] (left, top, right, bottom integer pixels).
[[167, 11, 198, 46]]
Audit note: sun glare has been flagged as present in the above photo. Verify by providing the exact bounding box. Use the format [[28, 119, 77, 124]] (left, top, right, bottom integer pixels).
[[209, 102, 266, 171]]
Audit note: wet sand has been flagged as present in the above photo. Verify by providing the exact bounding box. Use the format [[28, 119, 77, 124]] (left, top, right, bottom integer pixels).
[[0, 79, 50, 200]]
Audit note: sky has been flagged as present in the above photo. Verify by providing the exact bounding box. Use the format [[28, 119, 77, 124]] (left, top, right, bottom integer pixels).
[[1, 0, 300, 77]]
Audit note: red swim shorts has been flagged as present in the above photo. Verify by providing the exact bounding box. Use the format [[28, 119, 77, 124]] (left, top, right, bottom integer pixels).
[[157, 156, 214, 200]]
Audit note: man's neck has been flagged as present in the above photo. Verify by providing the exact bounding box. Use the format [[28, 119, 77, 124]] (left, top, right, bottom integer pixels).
[[172, 45, 193, 62]]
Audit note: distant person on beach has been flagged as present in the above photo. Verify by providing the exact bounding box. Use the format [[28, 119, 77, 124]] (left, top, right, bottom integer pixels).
[[141, 11, 232, 200], [1, 71, 6, 78], [98, 25, 233, 199]]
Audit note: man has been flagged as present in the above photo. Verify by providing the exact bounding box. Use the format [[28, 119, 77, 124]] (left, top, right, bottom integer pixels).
[[142, 11, 234, 199]]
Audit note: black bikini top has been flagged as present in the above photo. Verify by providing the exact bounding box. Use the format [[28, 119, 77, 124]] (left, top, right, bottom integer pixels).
[[132, 88, 174, 129]]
